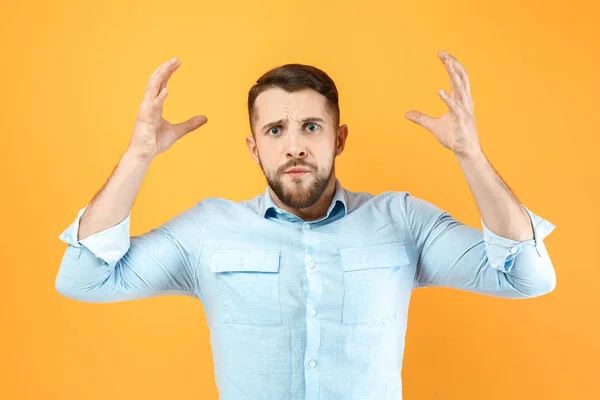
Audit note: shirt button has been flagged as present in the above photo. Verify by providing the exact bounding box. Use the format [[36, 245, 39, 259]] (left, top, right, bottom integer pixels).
[[307, 261, 315, 269], [303, 222, 311, 230], [308, 359, 317, 368], [510, 247, 517, 254], [310, 308, 317, 317]]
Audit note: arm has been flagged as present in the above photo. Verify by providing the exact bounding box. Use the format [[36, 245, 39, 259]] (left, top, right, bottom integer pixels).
[[455, 149, 534, 242], [403, 50, 556, 297], [55, 57, 208, 302], [454, 147, 554, 274], [75, 149, 151, 243], [401, 192, 556, 298], [56, 199, 208, 302], [77, 56, 207, 242], [406, 50, 537, 241]]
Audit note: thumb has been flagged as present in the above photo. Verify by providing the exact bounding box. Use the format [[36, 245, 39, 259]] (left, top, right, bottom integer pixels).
[[405, 110, 435, 132], [172, 115, 208, 139]]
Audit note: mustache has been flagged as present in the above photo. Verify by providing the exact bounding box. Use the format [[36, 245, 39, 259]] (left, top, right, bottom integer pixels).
[[277, 160, 315, 174]]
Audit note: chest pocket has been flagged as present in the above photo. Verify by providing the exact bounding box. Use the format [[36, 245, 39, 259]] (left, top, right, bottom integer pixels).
[[339, 242, 412, 325], [210, 250, 282, 325]]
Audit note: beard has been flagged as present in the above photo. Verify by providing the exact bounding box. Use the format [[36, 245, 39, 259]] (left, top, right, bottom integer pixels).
[[259, 155, 335, 210]]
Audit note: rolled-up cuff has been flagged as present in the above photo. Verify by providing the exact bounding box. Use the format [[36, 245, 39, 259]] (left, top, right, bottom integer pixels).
[[58, 205, 131, 267], [482, 205, 556, 273]]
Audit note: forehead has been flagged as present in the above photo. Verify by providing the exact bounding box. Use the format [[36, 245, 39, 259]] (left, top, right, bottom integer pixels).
[[253, 87, 331, 127]]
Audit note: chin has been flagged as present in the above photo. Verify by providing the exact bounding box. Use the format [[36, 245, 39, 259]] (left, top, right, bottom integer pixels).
[[283, 177, 310, 191], [286, 172, 312, 181]]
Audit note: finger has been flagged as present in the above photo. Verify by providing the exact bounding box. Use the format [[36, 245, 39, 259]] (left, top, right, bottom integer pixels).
[[153, 58, 180, 95], [437, 88, 463, 116], [448, 58, 473, 112], [439, 50, 466, 77], [158, 58, 181, 94], [405, 110, 437, 132], [153, 87, 169, 110], [439, 50, 471, 100], [447, 60, 468, 105], [444, 59, 462, 101], [172, 115, 208, 139], [142, 58, 179, 105], [144, 60, 172, 100]]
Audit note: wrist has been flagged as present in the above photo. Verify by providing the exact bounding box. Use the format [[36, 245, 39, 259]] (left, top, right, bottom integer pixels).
[[122, 148, 155, 168], [454, 146, 485, 163], [124, 147, 155, 163]]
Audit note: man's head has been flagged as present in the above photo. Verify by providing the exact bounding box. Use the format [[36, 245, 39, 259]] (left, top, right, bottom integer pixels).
[[246, 64, 348, 210]]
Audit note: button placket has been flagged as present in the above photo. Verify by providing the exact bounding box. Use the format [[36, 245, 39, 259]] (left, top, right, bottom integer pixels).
[[302, 224, 321, 398]]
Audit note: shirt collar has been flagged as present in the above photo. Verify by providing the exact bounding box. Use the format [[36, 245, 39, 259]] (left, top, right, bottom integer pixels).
[[262, 177, 348, 220]]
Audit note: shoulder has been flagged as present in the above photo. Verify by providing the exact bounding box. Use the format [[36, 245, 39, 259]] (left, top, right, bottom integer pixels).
[[341, 187, 417, 217]]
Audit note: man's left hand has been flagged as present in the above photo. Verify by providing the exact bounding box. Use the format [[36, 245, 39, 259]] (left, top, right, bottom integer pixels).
[[405, 50, 482, 158]]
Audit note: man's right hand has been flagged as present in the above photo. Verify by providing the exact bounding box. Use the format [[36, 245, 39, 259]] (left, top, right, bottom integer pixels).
[[127, 58, 208, 159]]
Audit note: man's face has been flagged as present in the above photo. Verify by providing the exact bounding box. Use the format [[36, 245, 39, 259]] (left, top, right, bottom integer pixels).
[[246, 87, 347, 210]]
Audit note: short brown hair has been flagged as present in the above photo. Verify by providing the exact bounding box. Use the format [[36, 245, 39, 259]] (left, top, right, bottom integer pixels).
[[247, 64, 340, 135]]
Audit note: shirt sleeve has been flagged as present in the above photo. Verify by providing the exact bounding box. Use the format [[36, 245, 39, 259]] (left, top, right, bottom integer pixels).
[[57, 205, 132, 267], [481, 205, 556, 274], [400, 192, 557, 299], [55, 201, 208, 303]]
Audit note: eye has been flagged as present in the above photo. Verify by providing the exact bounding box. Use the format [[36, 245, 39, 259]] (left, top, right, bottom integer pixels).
[[306, 123, 319, 132], [268, 126, 281, 136]]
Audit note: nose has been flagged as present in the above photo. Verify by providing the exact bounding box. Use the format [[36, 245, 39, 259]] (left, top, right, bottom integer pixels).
[[284, 131, 307, 159]]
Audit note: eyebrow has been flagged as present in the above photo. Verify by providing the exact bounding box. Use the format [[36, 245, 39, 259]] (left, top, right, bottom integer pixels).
[[260, 117, 326, 132]]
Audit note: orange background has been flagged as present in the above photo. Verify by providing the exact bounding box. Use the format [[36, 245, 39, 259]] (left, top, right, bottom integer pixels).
[[1, 0, 598, 399]]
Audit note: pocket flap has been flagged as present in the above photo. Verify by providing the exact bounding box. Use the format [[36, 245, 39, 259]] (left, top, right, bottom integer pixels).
[[339, 242, 409, 272], [210, 250, 281, 273]]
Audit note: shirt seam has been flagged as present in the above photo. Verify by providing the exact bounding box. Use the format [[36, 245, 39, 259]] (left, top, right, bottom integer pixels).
[[397, 192, 420, 288], [193, 201, 210, 302]]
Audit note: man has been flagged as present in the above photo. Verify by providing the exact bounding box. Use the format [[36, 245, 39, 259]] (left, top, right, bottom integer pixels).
[[56, 50, 556, 400]]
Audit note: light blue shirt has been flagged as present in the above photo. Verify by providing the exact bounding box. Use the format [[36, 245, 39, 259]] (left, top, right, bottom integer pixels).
[[56, 178, 557, 400]]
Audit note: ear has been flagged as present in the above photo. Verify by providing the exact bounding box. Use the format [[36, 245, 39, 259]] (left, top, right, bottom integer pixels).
[[246, 134, 260, 165], [335, 124, 349, 156]]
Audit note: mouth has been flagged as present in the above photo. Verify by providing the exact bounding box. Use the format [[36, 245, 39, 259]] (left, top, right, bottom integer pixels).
[[284, 168, 310, 178], [286, 171, 309, 178]]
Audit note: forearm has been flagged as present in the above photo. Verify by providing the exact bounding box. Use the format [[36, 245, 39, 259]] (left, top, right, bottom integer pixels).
[[455, 149, 533, 241], [78, 149, 153, 241]]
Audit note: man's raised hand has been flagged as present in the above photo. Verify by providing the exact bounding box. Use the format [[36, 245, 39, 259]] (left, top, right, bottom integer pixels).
[[405, 50, 481, 158], [128, 58, 208, 159]]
